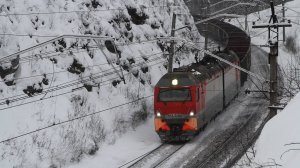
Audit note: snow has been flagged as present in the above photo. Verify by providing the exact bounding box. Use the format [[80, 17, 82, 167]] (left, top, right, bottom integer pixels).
[[232, 1, 300, 167], [66, 119, 161, 168], [0, 0, 202, 167], [253, 92, 300, 167], [2, 0, 300, 167]]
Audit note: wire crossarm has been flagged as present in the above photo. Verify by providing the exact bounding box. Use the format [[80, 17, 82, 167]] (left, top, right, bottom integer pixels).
[[253, 23, 292, 28]]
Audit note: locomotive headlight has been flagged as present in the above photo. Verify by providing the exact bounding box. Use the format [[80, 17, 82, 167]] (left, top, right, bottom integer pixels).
[[189, 111, 195, 117], [172, 79, 178, 86], [156, 112, 162, 117]]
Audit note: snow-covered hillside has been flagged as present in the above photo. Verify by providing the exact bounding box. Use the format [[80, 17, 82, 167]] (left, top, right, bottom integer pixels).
[[0, 0, 202, 167]]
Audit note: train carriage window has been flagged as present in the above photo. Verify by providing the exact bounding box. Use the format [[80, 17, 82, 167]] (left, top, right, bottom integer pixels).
[[158, 88, 191, 102]]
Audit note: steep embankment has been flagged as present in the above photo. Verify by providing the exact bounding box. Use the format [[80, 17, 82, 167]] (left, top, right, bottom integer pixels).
[[0, 0, 201, 167], [230, 0, 300, 167]]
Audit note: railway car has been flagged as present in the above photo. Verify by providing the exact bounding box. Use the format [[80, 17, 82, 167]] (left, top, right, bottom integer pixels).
[[154, 51, 240, 141]]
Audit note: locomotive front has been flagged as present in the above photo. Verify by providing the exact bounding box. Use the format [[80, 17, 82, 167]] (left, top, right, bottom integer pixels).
[[154, 72, 199, 142]]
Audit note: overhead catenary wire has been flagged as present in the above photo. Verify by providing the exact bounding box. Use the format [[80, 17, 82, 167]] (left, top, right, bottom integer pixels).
[[0, 36, 268, 105], [0, 36, 171, 64], [0, 35, 264, 105], [0, 54, 163, 104], [169, 37, 268, 82], [0, 5, 181, 17], [0, 56, 165, 108], [0, 37, 162, 65], [0, 59, 162, 104], [276, 5, 300, 16], [8, 47, 101, 65], [0, 95, 153, 144], [250, 29, 269, 38], [0, 51, 164, 83], [1, 32, 203, 103], [0, 59, 264, 143], [0, 34, 115, 62], [0, 59, 165, 111]]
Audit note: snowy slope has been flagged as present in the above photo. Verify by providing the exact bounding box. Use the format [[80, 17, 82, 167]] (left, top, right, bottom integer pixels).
[[0, 0, 202, 167], [252, 92, 300, 167], [231, 1, 300, 167], [235, 92, 300, 168]]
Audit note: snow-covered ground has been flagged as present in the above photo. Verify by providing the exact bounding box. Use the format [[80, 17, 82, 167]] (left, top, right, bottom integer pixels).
[[232, 0, 300, 167], [249, 92, 300, 167], [2, 0, 300, 167], [0, 0, 203, 167]]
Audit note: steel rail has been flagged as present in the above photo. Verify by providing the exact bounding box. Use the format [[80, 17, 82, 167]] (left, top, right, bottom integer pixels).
[[152, 144, 185, 168], [197, 100, 259, 168], [125, 144, 185, 168], [223, 112, 272, 168], [119, 144, 166, 168]]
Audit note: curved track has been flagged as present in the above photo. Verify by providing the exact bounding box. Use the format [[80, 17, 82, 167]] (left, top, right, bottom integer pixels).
[[182, 18, 269, 168], [121, 14, 268, 168], [195, 18, 251, 86]]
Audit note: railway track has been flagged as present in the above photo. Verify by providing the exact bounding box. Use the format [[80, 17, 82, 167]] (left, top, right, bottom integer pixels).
[[147, 90, 269, 168], [120, 5, 270, 168], [179, 18, 269, 167], [193, 96, 268, 168], [119, 143, 185, 168]]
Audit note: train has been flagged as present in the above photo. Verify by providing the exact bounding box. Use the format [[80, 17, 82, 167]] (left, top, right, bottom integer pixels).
[[153, 51, 241, 141]]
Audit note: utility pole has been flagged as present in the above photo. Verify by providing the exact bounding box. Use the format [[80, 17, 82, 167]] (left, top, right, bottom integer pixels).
[[245, 7, 248, 32], [269, 41, 278, 117], [168, 13, 176, 73], [204, 0, 210, 52], [252, 1, 291, 118], [282, 0, 286, 42]]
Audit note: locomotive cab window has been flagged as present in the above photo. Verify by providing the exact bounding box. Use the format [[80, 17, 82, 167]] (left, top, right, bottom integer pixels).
[[158, 88, 192, 102]]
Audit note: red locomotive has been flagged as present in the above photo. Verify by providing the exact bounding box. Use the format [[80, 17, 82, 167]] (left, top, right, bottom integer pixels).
[[154, 52, 240, 141]]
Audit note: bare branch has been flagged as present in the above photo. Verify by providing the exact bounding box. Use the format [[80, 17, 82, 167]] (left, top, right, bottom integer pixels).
[[280, 149, 300, 159], [284, 142, 300, 146]]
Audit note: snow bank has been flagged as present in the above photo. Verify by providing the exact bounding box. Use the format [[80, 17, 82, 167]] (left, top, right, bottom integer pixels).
[[251, 92, 300, 167]]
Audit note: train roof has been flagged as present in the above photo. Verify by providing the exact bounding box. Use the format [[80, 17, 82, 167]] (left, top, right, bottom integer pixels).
[[155, 72, 198, 87], [155, 51, 239, 87]]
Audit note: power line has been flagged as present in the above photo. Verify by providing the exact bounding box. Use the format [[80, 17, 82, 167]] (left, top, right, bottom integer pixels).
[[277, 16, 300, 26], [0, 55, 162, 103], [0, 37, 163, 64], [0, 51, 163, 83], [250, 29, 269, 38], [0, 57, 165, 109], [276, 5, 300, 15], [0, 33, 59, 38], [0, 36, 166, 64], [0, 55, 159, 103], [0, 54, 162, 103], [0, 35, 114, 62], [0, 95, 153, 144], [0, 59, 165, 111], [15, 48, 100, 65], [0, 5, 181, 17]]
